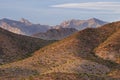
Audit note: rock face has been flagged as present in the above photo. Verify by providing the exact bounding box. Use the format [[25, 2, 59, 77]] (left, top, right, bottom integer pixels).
[[0, 18, 50, 35], [32, 28, 78, 40], [55, 18, 107, 30], [20, 18, 32, 25]]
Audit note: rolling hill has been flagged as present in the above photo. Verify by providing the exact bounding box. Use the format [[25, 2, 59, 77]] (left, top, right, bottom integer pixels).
[[0, 21, 120, 80], [94, 21, 120, 64], [0, 27, 55, 65]]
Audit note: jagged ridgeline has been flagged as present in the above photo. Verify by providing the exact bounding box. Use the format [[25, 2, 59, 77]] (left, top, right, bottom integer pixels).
[[0, 18, 107, 40]]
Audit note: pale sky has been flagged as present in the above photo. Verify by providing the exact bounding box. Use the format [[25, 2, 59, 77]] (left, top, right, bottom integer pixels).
[[0, 0, 120, 25]]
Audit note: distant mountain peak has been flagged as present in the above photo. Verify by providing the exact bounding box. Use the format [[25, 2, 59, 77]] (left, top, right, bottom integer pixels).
[[55, 18, 108, 30], [20, 18, 32, 25], [88, 18, 107, 23], [0, 18, 50, 35]]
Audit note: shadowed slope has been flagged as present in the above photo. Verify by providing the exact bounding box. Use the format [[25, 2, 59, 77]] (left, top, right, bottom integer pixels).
[[0, 27, 55, 64], [32, 28, 78, 40]]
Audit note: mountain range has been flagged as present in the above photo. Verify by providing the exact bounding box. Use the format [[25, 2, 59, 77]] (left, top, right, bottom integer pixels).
[[0, 18, 107, 40], [54, 18, 107, 30], [0, 20, 120, 80]]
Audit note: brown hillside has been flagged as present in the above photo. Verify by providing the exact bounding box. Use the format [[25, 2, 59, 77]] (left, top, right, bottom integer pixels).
[[28, 72, 120, 80], [0, 27, 54, 64], [0, 21, 120, 79], [95, 29, 120, 64], [95, 22, 120, 63]]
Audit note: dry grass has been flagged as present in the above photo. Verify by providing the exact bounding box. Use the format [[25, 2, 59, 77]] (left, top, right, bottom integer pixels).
[[0, 21, 120, 79], [0, 27, 55, 64]]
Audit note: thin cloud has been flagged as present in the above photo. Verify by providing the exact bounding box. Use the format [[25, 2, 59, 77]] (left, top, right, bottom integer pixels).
[[51, 2, 120, 12]]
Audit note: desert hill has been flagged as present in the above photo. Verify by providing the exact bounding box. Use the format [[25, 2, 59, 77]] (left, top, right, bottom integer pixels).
[[0, 21, 120, 80], [94, 22, 120, 64], [0, 27, 54, 65]]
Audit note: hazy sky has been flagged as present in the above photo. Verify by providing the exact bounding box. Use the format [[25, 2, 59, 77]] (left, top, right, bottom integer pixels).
[[0, 0, 120, 25]]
